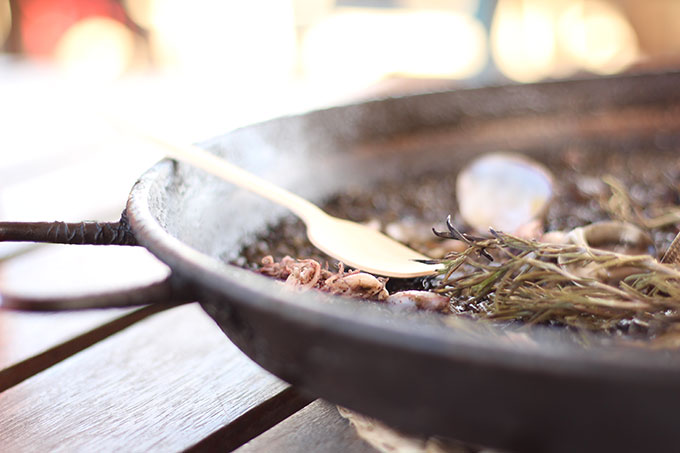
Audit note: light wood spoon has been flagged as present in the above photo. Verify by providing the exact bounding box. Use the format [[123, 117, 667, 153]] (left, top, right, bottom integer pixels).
[[123, 128, 442, 278]]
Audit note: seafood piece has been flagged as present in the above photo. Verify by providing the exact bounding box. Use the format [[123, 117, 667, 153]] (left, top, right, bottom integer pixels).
[[334, 272, 389, 301], [540, 230, 568, 244], [563, 221, 654, 283], [259, 256, 388, 300], [386, 219, 469, 258], [426, 239, 468, 259], [384, 220, 432, 244], [386, 290, 449, 313], [513, 219, 543, 240], [456, 153, 553, 233], [565, 221, 654, 256]]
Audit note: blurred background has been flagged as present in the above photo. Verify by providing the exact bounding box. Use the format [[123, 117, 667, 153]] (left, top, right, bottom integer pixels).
[[1, 0, 679, 143], [1, 0, 677, 155], [4, 0, 678, 88], [1, 0, 680, 293]]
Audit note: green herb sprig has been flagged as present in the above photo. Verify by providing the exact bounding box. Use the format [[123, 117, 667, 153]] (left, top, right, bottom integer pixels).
[[433, 217, 680, 335]]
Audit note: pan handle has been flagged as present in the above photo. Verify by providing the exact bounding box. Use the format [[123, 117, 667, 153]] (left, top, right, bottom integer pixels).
[[0, 212, 193, 311]]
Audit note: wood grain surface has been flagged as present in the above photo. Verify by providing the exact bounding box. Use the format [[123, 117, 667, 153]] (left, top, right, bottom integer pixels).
[[0, 306, 161, 392], [235, 400, 379, 453], [0, 307, 130, 372], [0, 303, 294, 453], [0, 241, 173, 390]]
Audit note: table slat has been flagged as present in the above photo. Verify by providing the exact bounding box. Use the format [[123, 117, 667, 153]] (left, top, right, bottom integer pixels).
[[234, 400, 379, 453], [0, 303, 291, 453], [0, 241, 173, 390], [0, 306, 163, 392], [0, 308, 128, 372]]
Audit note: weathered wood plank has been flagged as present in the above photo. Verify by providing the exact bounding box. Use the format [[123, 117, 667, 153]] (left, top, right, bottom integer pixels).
[[185, 387, 313, 452], [0, 243, 172, 389], [0, 305, 129, 366], [234, 400, 379, 453], [0, 305, 166, 392], [0, 303, 293, 453], [0, 305, 120, 369], [234, 401, 481, 453]]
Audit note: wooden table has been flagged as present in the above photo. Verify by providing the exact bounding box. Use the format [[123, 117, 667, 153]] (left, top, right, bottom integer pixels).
[[0, 63, 472, 452], [0, 302, 385, 452], [0, 134, 391, 453]]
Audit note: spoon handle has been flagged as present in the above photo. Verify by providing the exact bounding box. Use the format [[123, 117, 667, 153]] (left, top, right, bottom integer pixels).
[[118, 123, 325, 223]]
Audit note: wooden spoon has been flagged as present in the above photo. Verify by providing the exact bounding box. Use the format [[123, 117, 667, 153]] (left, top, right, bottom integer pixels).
[[123, 129, 442, 278]]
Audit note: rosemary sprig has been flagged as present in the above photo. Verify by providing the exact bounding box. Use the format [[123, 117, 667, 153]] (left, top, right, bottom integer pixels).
[[434, 227, 680, 333]]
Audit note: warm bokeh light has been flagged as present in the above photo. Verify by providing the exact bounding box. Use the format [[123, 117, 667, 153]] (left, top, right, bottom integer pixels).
[[401, 0, 480, 12], [290, 0, 335, 28], [0, 0, 10, 48], [54, 17, 135, 81], [491, 0, 639, 82], [302, 9, 487, 87], [20, 0, 126, 57], [557, 0, 638, 75], [6, 1, 648, 95], [143, 0, 297, 84], [122, 0, 154, 29], [490, 0, 558, 83]]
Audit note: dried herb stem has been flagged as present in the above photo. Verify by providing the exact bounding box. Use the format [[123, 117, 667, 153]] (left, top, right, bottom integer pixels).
[[436, 230, 680, 331]]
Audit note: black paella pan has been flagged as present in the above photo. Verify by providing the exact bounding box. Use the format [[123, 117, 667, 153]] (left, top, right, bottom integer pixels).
[[3, 71, 680, 452]]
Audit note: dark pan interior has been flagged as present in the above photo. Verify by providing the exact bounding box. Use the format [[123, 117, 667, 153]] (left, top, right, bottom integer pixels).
[[126, 72, 680, 453]]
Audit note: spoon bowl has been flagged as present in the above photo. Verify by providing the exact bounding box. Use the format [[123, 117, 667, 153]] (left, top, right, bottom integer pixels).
[[307, 214, 441, 278]]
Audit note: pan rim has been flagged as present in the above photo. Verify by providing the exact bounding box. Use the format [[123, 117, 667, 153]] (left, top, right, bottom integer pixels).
[[126, 139, 680, 386]]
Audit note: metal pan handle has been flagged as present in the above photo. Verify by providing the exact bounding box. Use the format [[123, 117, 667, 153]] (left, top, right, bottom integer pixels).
[[0, 213, 193, 311]]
